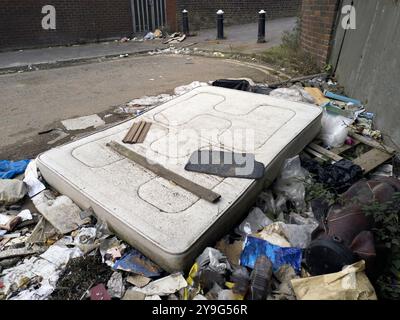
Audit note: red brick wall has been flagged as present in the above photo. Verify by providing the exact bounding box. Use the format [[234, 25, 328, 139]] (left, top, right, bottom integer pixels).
[[300, 0, 340, 66], [174, 0, 301, 31], [0, 0, 133, 51]]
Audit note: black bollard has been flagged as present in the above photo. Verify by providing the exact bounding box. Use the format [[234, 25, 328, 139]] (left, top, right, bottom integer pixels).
[[182, 9, 189, 35], [217, 10, 224, 39], [257, 10, 266, 43]]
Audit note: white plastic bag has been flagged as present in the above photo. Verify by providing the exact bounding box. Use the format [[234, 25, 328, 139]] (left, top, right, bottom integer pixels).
[[319, 111, 354, 148]]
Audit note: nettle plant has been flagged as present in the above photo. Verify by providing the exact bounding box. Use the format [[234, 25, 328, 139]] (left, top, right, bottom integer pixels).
[[363, 192, 400, 300]]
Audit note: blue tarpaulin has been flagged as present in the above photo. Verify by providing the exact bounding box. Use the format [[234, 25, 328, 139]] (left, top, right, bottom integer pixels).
[[0, 160, 31, 179], [240, 236, 302, 274]]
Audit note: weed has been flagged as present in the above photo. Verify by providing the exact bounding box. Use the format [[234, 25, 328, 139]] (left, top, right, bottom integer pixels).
[[258, 20, 321, 76], [304, 177, 338, 206], [363, 192, 400, 299]]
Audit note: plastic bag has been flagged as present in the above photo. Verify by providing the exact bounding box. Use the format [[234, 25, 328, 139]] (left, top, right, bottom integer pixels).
[[274, 156, 308, 213], [319, 111, 354, 148], [240, 236, 302, 274], [196, 248, 231, 274], [269, 85, 315, 104], [256, 191, 276, 215], [0, 179, 27, 205], [256, 221, 316, 249], [235, 207, 273, 237], [301, 158, 363, 193], [281, 223, 316, 249], [144, 32, 155, 40]]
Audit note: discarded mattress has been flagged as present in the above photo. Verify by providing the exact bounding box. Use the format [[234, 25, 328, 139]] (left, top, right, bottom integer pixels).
[[37, 86, 322, 272]]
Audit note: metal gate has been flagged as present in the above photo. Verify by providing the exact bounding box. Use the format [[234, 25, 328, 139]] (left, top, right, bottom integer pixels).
[[130, 0, 167, 33]]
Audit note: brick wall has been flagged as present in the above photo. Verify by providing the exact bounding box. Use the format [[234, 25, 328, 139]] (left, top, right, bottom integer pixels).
[[0, 0, 133, 51], [300, 0, 340, 66], [166, 0, 178, 31], [175, 0, 301, 31]]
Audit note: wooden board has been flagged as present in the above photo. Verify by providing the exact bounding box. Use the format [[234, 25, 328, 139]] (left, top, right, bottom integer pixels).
[[305, 147, 328, 161], [304, 87, 330, 106], [348, 131, 396, 154], [123, 121, 152, 144], [107, 141, 221, 203], [353, 148, 393, 174], [308, 143, 344, 162], [330, 140, 361, 155]]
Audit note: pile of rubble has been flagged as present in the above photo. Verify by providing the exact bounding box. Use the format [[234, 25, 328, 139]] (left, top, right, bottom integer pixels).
[[118, 29, 187, 45], [1, 76, 399, 300]]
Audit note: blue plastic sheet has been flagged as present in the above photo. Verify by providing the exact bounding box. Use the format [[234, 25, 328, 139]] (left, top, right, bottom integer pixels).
[[240, 236, 302, 274], [113, 249, 163, 277], [0, 160, 31, 179]]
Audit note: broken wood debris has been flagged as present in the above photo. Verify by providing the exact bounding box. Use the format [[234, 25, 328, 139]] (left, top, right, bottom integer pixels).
[[306, 133, 395, 174], [123, 121, 152, 144], [348, 130, 396, 154]]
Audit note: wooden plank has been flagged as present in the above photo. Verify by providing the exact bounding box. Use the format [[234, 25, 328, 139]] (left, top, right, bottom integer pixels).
[[123, 121, 152, 144], [304, 147, 328, 161], [353, 148, 393, 174], [304, 87, 330, 106], [330, 140, 361, 155], [349, 131, 396, 154], [308, 143, 344, 162], [132, 121, 146, 142], [107, 141, 221, 203], [137, 122, 152, 143], [123, 122, 140, 143]]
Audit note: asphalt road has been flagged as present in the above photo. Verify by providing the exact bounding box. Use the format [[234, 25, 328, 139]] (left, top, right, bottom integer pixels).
[[0, 54, 277, 160]]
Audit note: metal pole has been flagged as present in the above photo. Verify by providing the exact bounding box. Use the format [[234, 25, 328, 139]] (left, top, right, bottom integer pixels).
[[217, 9, 224, 39], [182, 9, 189, 35], [257, 10, 266, 43]]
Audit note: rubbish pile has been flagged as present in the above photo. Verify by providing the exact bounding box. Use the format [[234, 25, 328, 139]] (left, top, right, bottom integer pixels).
[[1, 75, 399, 300], [143, 29, 186, 44]]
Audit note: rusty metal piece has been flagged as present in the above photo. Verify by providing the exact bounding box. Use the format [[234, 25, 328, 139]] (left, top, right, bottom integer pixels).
[[123, 121, 152, 144]]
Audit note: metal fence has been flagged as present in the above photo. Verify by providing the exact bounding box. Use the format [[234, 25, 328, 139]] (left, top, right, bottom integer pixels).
[[130, 0, 166, 33]]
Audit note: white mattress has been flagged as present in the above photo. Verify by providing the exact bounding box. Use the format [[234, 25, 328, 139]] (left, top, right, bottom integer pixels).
[[37, 87, 322, 272]]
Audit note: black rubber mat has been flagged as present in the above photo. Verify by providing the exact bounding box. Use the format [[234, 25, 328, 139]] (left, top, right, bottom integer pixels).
[[185, 150, 265, 179]]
